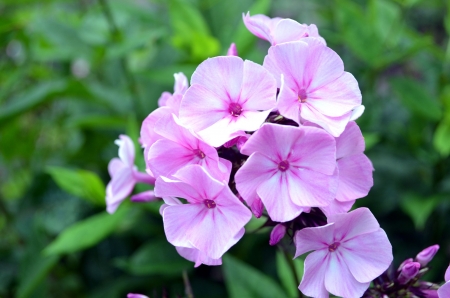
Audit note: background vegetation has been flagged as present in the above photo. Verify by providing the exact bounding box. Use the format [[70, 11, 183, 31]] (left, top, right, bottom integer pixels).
[[1, 0, 450, 297]]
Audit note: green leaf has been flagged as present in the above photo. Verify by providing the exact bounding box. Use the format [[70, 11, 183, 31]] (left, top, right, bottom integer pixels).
[[390, 77, 442, 121], [46, 166, 106, 206], [115, 239, 191, 276], [0, 80, 67, 124], [276, 250, 304, 298], [400, 194, 439, 230], [43, 205, 129, 256], [223, 255, 287, 298], [16, 256, 59, 298], [433, 116, 450, 156]]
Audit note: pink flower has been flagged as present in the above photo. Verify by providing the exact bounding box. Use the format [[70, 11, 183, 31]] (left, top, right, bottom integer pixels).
[[147, 113, 231, 182], [235, 123, 337, 222], [438, 265, 450, 297], [179, 56, 277, 147], [242, 12, 325, 45], [155, 165, 252, 259], [127, 294, 148, 298], [263, 39, 362, 136], [294, 207, 393, 298], [106, 135, 156, 214], [227, 43, 238, 56]]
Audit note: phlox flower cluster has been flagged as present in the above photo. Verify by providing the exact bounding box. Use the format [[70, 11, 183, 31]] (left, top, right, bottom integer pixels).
[[102, 12, 450, 298]]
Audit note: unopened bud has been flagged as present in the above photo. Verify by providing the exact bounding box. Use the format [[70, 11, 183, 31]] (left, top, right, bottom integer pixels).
[[127, 294, 149, 298], [416, 245, 439, 267], [227, 43, 238, 56], [269, 224, 286, 246], [398, 262, 420, 284], [251, 198, 264, 218], [398, 258, 413, 271]]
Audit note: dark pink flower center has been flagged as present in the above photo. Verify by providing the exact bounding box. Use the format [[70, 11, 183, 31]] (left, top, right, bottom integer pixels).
[[193, 149, 206, 159], [298, 89, 307, 103], [328, 242, 340, 252], [228, 103, 242, 117], [204, 199, 216, 209], [278, 160, 290, 171]]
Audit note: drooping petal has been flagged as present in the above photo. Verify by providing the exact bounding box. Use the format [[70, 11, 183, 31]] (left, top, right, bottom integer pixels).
[[176, 246, 222, 267], [108, 158, 125, 177], [257, 171, 306, 222], [299, 249, 330, 298], [130, 190, 157, 202], [324, 251, 370, 298], [328, 207, 381, 242], [106, 167, 135, 214], [294, 223, 335, 257], [271, 19, 309, 45], [242, 12, 281, 43], [115, 135, 135, 166], [335, 121, 366, 158], [320, 199, 355, 217], [340, 229, 393, 283], [336, 153, 373, 201], [235, 152, 278, 206], [301, 104, 353, 137]]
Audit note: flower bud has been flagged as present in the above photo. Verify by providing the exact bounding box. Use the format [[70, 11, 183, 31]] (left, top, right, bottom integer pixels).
[[227, 43, 238, 56], [397, 258, 413, 271], [416, 244, 439, 267], [127, 294, 149, 298], [251, 198, 264, 218], [398, 261, 420, 284], [269, 224, 286, 246]]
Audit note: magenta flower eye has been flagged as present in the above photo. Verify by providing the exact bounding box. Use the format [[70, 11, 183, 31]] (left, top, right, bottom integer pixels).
[[193, 149, 206, 159], [297, 89, 307, 103], [278, 160, 290, 171], [228, 102, 243, 117], [204, 199, 217, 209], [328, 242, 340, 252]]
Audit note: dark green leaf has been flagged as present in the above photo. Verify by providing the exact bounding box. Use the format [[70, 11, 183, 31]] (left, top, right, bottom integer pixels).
[[276, 250, 304, 298], [16, 256, 59, 298]]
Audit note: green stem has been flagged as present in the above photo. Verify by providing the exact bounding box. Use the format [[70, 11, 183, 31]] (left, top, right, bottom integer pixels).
[[182, 270, 194, 298], [280, 247, 304, 298], [98, 0, 141, 118]]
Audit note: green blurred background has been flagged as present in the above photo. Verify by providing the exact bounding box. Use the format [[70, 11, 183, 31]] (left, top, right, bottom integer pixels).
[[1, 0, 450, 297]]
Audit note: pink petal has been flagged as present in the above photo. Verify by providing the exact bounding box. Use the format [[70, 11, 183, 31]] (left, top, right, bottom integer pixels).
[[257, 171, 306, 222], [106, 167, 135, 214], [445, 264, 450, 282], [130, 190, 157, 202], [320, 199, 355, 217], [303, 38, 344, 92], [127, 294, 149, 298], [158, 91, 172, 107], [301, 105, 353, 137], [235, 152, 278, 206], [289, 126, 337, 175], [438, 282, 450, 298], [155, 176, 202, 204], [242, 12, 281, 43], [227, 43, 238, 56], [336, 153, 373, 201], [179, 83, 229, 133], [294, 223, 335, 257], [328, 208, 381, 242], [108, 158, 124, 176], [299, 249, 330, 298], [140, 106, 173, 148], [190, 56, 243, 101], [174, 72, 188, 95], [271, 19, 309, 45], [276, 75, 301, 124], [306, 72, 362, 117], [340, 229, 393, 283], [240, 60, 277, 111], [176, 246, 222, 267], [350, 105, 365, 121], [115, 135, 135, 166], [324, 250, 370, 298], [336, 121, 365, 158], [286, 168, 337, 207]]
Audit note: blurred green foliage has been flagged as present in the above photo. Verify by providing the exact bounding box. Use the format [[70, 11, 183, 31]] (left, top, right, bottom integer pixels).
[[1, 0, 450, 297]]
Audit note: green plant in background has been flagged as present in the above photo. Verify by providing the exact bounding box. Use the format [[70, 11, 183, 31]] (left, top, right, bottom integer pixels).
[[1, 0, 450, 297]]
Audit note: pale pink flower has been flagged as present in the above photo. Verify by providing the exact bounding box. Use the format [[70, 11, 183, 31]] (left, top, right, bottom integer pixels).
[[127, 294, 148, 298], [242, 12, 325, 45], [147, 113, 231, 182], [227, 43, 238, 56], [263, 39, 362, 136], [155, 165, 252, 259], [294, 208, 393, 298], [235, 123, 337, 222], [179, 56, 277, 147], [438, 265, 450, 297], [106, 135, 156, 214]]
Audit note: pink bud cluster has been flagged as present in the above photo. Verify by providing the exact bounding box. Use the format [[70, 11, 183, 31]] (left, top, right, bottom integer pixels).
[[106, 12, 397, 298]]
